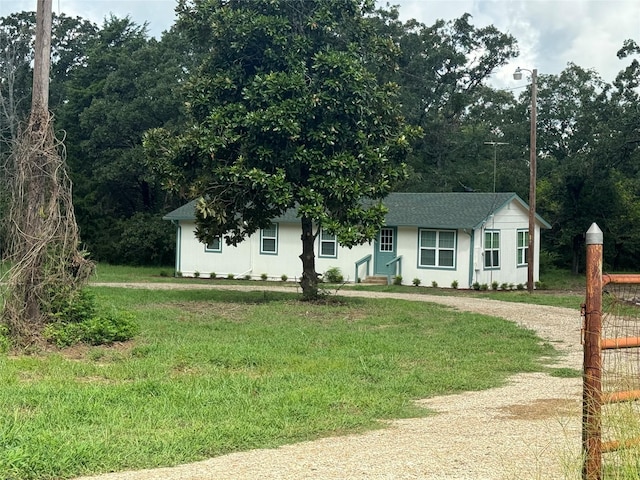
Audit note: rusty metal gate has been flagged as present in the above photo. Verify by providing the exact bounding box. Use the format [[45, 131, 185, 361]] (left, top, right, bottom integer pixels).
[[583, 223, 640, 479]]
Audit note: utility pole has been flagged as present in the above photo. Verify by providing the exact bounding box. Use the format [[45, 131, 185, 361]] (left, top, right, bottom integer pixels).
[[513, 67, 537, 293], [527, 69, 538, 294]]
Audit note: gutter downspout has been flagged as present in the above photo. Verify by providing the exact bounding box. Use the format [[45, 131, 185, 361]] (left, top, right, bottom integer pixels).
[[464, 229, 474, 288]]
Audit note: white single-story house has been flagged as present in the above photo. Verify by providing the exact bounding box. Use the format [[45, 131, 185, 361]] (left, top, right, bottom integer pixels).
[[163, 192, 551, 288]]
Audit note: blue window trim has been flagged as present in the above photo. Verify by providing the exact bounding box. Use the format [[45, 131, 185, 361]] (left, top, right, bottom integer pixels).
[[417, 228, 457, 270], [260, 223, 278, 255], [483, 229, 501, 270], [318, 228, 338, 258], [516, 229, 528, 268]]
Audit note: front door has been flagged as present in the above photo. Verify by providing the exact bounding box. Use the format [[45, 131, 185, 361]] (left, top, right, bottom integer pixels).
[[374, 227, 397, 275]]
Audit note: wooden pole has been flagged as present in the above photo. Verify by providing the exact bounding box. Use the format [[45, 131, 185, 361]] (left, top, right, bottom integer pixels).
[[527, 68, 537, 293], [30, 0, 53, 129], [583, 222, 603, 480]]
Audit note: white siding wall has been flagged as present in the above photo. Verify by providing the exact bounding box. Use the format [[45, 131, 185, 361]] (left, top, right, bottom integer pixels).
[[174, 221, 372, 282], [470, 201, 539, 288], [172, 198, 541, 288]]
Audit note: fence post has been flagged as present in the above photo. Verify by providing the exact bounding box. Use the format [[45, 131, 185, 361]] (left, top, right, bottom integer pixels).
[[583, 222, 603, 480]]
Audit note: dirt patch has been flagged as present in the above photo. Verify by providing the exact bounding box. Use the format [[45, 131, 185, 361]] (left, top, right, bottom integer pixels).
[[500, 397, 580, 420]]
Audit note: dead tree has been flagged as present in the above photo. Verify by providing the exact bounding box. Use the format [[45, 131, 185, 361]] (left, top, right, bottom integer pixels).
[[2, 0, 92, 346]]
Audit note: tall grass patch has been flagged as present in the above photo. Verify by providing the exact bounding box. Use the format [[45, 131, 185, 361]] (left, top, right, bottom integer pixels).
[[0, 287, 555, 479]]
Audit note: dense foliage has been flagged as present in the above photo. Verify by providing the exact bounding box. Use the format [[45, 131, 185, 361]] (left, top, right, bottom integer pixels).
[[144, 0, 417, 298], [1, 5, 638, 274]]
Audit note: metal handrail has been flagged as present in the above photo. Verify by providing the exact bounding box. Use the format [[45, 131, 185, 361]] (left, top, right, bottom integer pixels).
[[385, 255, 402, 285], [354, 254, 372, 283]]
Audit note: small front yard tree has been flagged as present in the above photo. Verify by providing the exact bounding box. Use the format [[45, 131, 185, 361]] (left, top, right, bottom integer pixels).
[[144, 0, 416, 300]]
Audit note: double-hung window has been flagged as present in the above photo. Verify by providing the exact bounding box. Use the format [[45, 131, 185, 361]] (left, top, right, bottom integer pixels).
[[419, 229, 456, 268], [319, 229, 337, 258], [205, 236, 222, 252], [484, 230, 500, 269], [517, 230, 528, 266], [261, 224, 278, 254]]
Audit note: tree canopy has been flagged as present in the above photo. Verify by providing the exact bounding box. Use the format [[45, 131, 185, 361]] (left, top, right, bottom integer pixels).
[[1, 4, 638, 276], [144, 0, 417, 298]]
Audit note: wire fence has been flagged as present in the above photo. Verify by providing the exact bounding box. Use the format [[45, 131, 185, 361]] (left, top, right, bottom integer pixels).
[[583, 224, 640, 479]]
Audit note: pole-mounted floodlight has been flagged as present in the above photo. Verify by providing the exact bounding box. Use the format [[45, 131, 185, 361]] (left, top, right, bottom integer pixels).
[[513, 67, 523, 81], [513, 66, 537, 293]]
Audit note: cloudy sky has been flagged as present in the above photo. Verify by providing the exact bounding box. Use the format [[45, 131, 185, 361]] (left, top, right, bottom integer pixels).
[[2, 0, 639, 88]]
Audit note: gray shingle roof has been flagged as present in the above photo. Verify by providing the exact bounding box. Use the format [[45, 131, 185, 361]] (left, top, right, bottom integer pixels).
[[163, 192, 551, 229]]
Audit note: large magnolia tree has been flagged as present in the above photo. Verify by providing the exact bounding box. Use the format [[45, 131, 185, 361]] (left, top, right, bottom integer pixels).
[[145, 0, 417, 299]]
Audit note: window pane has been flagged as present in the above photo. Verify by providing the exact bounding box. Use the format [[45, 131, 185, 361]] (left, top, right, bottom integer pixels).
[[420, 230, 436, 248], [321, 230, 334, 241], [439, 231, 455, 249], [492, 250, 499, 267], [380, 228, 393, 252], [263, 225, 276, 238], [518, 231, 527, 247], [207, 237, 220, 250], [421, 249, 435, 266], [321, 242, 335, 256], [493, 233, 500, 248], [262, 238, 276, 252], [439, 250, 454, 267]]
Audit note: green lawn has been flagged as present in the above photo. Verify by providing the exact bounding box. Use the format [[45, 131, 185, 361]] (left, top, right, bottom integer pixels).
[[0, 286, 556, 479]]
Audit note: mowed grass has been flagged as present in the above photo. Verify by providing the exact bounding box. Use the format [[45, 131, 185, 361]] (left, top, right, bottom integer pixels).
[[1, 287, 556, 480]]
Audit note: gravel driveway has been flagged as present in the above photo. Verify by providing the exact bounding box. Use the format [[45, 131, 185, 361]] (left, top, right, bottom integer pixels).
[[75, 284, 585, 480]]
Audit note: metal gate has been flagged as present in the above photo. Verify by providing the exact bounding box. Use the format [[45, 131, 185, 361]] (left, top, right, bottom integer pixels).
[[583, 223, 640, 479]]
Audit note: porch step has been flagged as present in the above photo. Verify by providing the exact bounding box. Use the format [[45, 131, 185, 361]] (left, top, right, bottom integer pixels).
[[361, 275, 388, 285]]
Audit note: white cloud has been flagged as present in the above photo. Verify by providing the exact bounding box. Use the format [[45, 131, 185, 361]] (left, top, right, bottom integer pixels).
[[2, 0, 638, 85], [388, 0, 639, 87]]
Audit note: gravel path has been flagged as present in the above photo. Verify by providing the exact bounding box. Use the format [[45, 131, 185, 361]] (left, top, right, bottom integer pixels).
[[75, 284, 585, 480]]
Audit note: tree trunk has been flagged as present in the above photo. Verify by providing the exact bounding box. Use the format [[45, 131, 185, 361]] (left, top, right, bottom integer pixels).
[[299, 216, 319, 300], [30, 0, 52, 128]]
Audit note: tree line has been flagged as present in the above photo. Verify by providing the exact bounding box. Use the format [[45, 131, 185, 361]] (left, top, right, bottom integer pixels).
[[1, 4, 638, 274]]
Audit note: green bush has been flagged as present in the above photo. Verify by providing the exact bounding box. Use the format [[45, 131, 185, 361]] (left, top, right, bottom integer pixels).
[[48, 288, 97, 324], [194, 271, 200, 278], [412, 278, 421, 286], [45, 311, 139, 347], [500, 282, 509, 291], [43, 287, 139, 348], [451, 280, 459, 289], [472, 282, 480, 290], [281, 274, 288, 282], [82, 312, 140, 345], [431, 280, 438, 288], [491, 281, 499, 291], [323, 267, 344, 283], [393, 275, 402, 285], [261, 273, 268, 281]]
